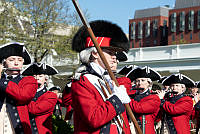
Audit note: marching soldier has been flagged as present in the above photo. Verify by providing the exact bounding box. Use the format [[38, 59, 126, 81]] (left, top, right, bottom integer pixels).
[[49, 86, 63, 119], [22, 63, 58, 134], [62, 43, 128, 125], [189, 82, 200, 106], [126, 66, 161, 134], [0, 42, 38, 134], [157, 73, 195, 134], [194, 100, 200, 134], [62, 81, 73, 123], [190, 81, 200, 134], [71, 20, 131, 134]]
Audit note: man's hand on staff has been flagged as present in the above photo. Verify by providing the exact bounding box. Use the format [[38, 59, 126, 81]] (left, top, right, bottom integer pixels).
[[112, 82, 131, 104]]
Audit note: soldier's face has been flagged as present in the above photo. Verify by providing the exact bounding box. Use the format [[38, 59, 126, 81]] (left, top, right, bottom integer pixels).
[[170, 83, 185, 94], [5, 56, 24, 74], [93, 49, 117, 70], [135, 78, 150, 90], [190, 87, 198, 95], [34, 74, 47, 88]]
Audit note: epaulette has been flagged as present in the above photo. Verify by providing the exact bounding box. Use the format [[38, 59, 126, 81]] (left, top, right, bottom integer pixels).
[[74, 70, 88, 81]]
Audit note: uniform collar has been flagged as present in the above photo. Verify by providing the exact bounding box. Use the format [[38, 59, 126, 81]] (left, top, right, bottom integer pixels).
[[90, 62, 106, 76], [139, 88, 150, 94], [4, 73, 18, 79], [37, 85, 45, 92]]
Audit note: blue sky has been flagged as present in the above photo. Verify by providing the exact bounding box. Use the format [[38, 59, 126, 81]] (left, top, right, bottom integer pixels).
[[71, 0, 175, 34]]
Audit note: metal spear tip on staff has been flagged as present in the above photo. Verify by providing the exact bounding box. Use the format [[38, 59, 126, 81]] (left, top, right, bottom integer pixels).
[[71, 0, 142, 134]]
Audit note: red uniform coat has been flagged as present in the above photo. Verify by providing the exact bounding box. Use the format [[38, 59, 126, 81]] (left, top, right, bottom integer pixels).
[[129, 92, 161, 134], [28, 89, 57, 134], [71, 74, 131, 134], [161, 95, 193, 134], [0, 75, 38, 134], [62, 88, 73, 120]]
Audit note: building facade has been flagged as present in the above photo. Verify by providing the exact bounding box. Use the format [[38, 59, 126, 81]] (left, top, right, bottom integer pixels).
[[129, 6, 169, 48], [129, 0, 200, 48], [168, 0, 200, 45]]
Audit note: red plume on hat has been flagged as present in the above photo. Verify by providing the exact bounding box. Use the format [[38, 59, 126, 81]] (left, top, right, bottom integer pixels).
[[72, 20, 129, 53]]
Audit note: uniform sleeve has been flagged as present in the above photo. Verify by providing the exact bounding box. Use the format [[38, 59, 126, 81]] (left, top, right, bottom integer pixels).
[[195, 101, 200, 110], [129, 95, 161, 114], [28, 92, 57, 115], [162, 96, 193, 115], [117, 77, 132, 93], [62, 89, 72, 107], [5, 76, 38, 105], [71, 76, 125, 128], [191, 108, 196, 120]]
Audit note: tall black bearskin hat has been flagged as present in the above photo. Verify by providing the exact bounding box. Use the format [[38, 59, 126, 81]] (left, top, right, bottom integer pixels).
[[127, 66, 161, 82], [72, 20, 129, 53], [22, 63, 58, 76], [0, 42, 31, 65], [162, 73, 195, 88]]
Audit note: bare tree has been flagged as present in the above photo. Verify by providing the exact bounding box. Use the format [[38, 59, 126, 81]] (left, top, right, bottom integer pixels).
[[0, 0, 83, 62]]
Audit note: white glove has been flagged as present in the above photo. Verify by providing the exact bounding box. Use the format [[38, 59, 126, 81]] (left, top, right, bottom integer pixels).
[[157, 90, 166, 99], [113, 84, 131, 104]]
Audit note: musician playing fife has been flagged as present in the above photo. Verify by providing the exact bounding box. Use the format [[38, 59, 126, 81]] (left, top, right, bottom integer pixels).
[[22, 62, 58, 134], [126, 66, 161, 134], [190, 81, 200, 134], [157, 73, 195, 134], [71, 20, 132, 134], [0, 42, 38, 134]]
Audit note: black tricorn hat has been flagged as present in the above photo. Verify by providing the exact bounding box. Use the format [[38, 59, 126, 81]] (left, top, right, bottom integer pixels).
[[158, 76, 168, 84], [0, 42, 31, 65], [117, 65, 136, 75], [127, 66, 161, 82], [195, 81, 200, 88], [162, 73, 195, 88], [116, 51, 128, 62], [72, 20, 129, 53], [22, 63, 58, 76]]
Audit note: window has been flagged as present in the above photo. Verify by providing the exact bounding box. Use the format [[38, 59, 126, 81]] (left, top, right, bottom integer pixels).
[[199, 32, 200, 39], [130, 22, 136, 39], [145, 40, 150, 46], [171, 13, 176, 32], [179, 11, 185, 32], [198, 10, 200, 29], [163, 20, 167, 37], [145, 20, 150, 37], [153, 19, 158, 37], [163, 20, 167, 26], [131, 41, 134, 48], [139, 41, 142, 47], [154, 40, 157, 45], [181, 33, 184, 39], [188, 10, 194, 30], [138, 21, 143, 39], [172, 34, 175, 41]]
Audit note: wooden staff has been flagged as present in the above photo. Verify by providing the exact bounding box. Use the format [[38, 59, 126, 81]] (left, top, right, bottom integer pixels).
[[98, 79, 125, 134], [101, 76, 127, 128], [71, 0, 142, 134]]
